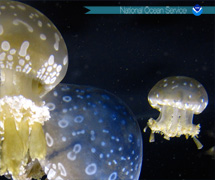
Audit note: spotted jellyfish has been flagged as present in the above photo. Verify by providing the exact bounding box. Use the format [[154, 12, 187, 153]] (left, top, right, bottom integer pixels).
[[144, 76, 208, 149], [0, 1, 143, 180], [41, 84, 143, 180]]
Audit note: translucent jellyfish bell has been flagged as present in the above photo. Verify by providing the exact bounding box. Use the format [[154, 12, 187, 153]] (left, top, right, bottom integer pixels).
[[0, 0, 68, 99], [40, 84, 143, 180], [144, 76, 208, 149]]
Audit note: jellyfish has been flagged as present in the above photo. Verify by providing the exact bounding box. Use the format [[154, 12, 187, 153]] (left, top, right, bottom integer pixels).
[[40, 84, 143, 180], [0, 1, 143, 180], [144, 76, 208, 149]]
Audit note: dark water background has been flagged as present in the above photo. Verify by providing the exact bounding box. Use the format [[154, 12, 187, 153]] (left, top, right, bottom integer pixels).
[[2, 0, 215, 180]]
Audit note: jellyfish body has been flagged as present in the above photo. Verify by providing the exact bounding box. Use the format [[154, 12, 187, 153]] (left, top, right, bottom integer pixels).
[[0, 0, 64, 179], [145, 76, 208, 149], [0, 1, 143, 179], [40, 84, 143, 180]]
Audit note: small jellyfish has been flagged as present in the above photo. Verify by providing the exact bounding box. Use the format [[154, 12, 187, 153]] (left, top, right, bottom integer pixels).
[[40, 84, 143, 180], [144, 76, 208, 149], [0, 1, 143, 180]]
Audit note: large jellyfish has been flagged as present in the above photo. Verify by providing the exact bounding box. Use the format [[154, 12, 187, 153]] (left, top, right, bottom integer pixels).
[[41, 84, 142, 180], [144, 76, 208, 149], [0, 1, 142, 180]]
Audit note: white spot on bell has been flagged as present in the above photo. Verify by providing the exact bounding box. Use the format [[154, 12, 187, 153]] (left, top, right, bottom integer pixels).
[[52, 164, 56, 169], [163, 83, 168, 87], [108, 172, 117, 180], [1, 41, 10, 51], [58, 119, 69, 128], [40, 34, 46, 40], [47, 66, 52, 72], [85, 163, 97, 175], [63, 56, 68, 65], [67, 151, 76, 161], [54, 33, 60, 51], [0, 52, 6, 61], [17, 4, 26, 10], [19, 41, 29, 57], [25, 55, 30, 61], [19, 59, 25, 66], [9, 5, 15, 9], [38, 20, 42, 27], [73, 144, 81, 153], [47, 168, 56, 179], [62, 96, 72, 102], [74, 115, 84, 123], [48, 55, 54, 65], [7, 55, 13, 61], [62, 136, 67, 142], [10, 49, 16, 55], [197, 84, 202, 88], [56, 65, 62, 72], [58, 163, 67, 177], [13, 19, 33, 32], [46, 102, 56, 111], [45, 133, 54, 147]]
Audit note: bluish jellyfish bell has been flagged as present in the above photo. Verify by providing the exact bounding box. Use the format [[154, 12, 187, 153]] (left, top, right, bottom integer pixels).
[[41, 84, 143, 180], [0, 1, 143, 179]]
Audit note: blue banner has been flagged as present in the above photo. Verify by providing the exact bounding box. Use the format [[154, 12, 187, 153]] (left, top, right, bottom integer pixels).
[[85, 6, 215, 15]]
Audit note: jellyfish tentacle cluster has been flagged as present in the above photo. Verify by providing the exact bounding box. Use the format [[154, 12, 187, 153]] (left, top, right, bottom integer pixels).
[[0, 1, 143, 179], [145, 76, 208, 149]]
